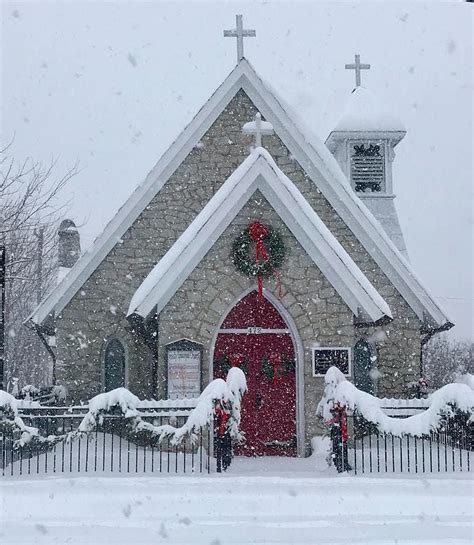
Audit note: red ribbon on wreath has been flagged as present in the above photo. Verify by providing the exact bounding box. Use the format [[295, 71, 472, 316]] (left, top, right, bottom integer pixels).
[[248, 221, 269, 299], [269, 353, 281, 386]]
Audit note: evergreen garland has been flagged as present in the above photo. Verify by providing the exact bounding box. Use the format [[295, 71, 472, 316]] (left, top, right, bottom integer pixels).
[[261, 355, 296, 382], [281, 356, 296, 374], [215, 355, 248, 375], [261, 356, 275, 381]]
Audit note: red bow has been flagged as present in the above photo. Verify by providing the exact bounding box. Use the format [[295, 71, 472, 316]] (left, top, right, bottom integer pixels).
[[248, 221, 269, 299], [327, 404, 348, 442], [269, 353, 281, 386], [215, 403, 231, 436]]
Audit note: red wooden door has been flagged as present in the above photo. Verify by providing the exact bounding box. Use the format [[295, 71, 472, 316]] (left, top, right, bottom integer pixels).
[[213, 291, 296, 456]]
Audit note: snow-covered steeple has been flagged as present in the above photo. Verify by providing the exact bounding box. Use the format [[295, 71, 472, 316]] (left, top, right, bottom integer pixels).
[[326, 84, 408, 258]]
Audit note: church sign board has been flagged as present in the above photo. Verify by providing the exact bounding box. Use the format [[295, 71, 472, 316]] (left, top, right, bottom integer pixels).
[[166, 339, 202, 399], [312, 347, 351, 376]]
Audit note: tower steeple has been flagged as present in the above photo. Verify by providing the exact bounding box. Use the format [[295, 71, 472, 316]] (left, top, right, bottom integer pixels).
[[326, 57, 408, 258]]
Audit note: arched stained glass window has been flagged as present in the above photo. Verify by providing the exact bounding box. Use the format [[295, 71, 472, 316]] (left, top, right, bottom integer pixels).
[[104, 339, 126, 391], [354, 339, 375, 395]]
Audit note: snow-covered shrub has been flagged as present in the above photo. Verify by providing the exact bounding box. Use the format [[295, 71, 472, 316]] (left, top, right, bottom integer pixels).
[[135, 367, 247, 446], [0, 389, 44, 447], [1, 370, 248, 452], [20, 384, 40, 399], [76, 387, 140, 434], [317, 366, 474, 437]]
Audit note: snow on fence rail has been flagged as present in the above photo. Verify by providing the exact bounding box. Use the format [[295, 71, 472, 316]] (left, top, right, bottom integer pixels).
[[317, 368, 473, 475], [0, 368, 247, 477]]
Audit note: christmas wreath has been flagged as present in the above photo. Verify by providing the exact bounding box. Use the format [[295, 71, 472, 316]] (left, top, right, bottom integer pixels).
[[215, 354, 249, 376], [231, 221, 285, 297], [261, 354, 295, 385]]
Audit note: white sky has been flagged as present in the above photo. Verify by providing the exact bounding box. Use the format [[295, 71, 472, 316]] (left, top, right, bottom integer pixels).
[[1, 1, 473, 340]]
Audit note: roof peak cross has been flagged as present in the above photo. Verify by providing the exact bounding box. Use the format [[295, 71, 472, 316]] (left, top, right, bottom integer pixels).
[[242, 113, 274, 148], [345, 54, 371, 87], [224, 14, 256, 63]]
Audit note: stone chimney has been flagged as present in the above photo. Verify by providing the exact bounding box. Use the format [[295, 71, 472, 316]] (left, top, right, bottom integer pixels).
[[58, 219, 80, 270]]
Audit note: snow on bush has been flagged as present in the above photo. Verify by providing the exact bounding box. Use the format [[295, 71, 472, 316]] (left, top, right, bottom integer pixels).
[[0, 390, 18, 416], [225, 367, 248, 440], [1, 370, 248, 449], [317, 366, 474, 437], [72, 370, 247, 445], [20, 384, 40, 399], [0, 389, 40, 445], [136, 367, 248, 445], [77, 388, 140, 433]]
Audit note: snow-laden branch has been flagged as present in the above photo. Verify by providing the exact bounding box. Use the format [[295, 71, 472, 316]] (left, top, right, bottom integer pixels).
[[0, 390, 42, 446], [317, 367, 474, 437], [74, 368, 247, 446]]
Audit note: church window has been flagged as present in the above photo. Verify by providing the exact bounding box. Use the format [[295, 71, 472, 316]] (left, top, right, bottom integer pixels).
[[104, 338, 127, 391], [312, 347, 351, 376], [353, 339, 376, 394], [350, 142, 385, 193]]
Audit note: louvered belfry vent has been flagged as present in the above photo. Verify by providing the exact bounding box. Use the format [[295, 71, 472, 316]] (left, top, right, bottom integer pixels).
[[351, 143, 385, 192]]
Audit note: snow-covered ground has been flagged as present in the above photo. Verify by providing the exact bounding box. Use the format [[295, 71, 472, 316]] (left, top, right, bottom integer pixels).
[[1, 457, 472, 545]]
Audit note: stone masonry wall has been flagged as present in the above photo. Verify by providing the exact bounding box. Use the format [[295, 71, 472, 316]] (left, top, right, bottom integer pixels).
[[159, 192, 355, 451], [56, 89, 421, 416]]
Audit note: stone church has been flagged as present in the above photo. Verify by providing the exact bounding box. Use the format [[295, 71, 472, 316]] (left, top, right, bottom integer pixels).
[[28, 18, 452, 456]]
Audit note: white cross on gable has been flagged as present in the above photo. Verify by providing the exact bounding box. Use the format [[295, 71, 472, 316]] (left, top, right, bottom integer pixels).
[[242, 113, 274, 148], [223, 14, 256, 62], [345, 54, 371, 87]]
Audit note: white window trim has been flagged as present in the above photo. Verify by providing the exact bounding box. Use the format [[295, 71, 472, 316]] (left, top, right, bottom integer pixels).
[[312, 346, 352, 377]]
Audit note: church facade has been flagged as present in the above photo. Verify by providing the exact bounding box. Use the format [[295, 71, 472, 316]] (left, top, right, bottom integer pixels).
[[28, 49, 452, 456]]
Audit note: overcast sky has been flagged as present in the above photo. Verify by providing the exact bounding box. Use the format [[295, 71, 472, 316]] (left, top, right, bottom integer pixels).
[[2, 1, 473, 340]]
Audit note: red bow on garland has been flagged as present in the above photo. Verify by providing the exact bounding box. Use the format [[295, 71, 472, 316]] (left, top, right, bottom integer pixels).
[[215, 402, 231, 436], [327, 403, 348, 442], [268, 353, 281, 386], [248, 221, 269, 299]]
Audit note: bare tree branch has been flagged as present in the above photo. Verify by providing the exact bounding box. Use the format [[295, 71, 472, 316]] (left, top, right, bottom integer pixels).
[[1, 146, 77, 388]]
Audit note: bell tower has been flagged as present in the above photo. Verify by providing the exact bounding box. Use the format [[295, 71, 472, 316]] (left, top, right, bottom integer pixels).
[[326, 55, 408, 258]]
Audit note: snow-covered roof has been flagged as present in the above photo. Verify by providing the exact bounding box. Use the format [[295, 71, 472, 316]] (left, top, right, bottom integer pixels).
[[27, 59, 452, 333], [333, 87, 406, 133], [128, 148, 391, 323]]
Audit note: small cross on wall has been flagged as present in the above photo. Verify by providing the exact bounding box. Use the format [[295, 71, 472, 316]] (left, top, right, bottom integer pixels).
[[224, 14, 256, 62], [345, 54, 371, 87]]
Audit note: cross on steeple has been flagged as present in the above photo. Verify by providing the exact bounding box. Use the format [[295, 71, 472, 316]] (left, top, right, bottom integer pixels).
[[224, 14, 256, 62], [345, 54, 371, 87], [242, 113, 274, 148]]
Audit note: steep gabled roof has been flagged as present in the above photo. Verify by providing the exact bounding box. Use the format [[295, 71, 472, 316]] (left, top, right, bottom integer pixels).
[[128, 148, 391, 323], [28, 59, 451, 332]]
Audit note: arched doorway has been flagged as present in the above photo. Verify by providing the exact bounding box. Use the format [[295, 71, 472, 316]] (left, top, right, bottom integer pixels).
[[104, 338, 126, 391], [213, 291, 297, 456], [354, 339, 375, 395]]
